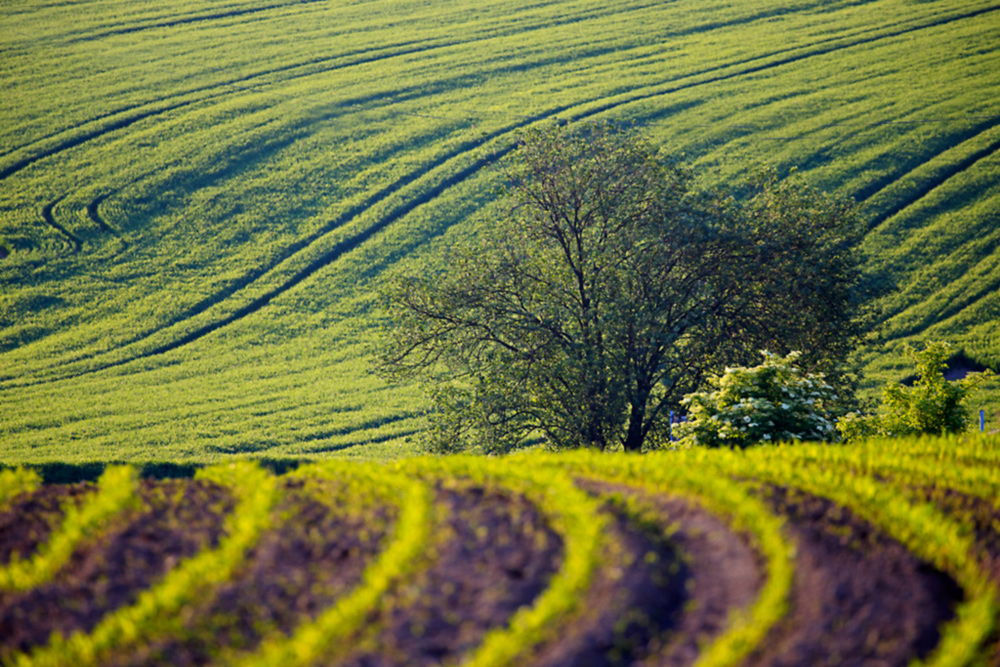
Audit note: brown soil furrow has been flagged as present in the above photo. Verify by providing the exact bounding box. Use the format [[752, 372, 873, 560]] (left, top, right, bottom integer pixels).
[[0, 483, 92, 566], [110, 477, 393, 667], [339, 483, 562, 667], [922, 487, 1000, 666], [747, 485, 963, 667], [559, 479, 761, 667], [0, 479, 232, 662]]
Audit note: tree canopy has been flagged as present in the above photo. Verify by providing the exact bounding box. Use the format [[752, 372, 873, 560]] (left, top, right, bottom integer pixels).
[[377, 123, 879, 453]]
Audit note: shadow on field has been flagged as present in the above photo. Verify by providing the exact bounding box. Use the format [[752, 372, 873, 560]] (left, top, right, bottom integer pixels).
[[2, 458, 310, 484]]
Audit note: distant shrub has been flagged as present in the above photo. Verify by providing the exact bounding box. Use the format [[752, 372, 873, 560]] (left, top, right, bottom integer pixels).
[[837, 341, 994, 441], [675, 351, 839, 448]]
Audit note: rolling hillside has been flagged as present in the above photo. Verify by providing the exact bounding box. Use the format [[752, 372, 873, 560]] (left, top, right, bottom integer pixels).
[[2, 0, 999, 463]]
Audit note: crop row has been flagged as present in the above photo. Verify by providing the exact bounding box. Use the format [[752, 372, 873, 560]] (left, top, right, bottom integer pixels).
[[1, 434, 998, 664]]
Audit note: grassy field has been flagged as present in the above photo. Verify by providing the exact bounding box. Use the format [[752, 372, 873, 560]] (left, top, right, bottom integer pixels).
[[2, 0, 999, 464]]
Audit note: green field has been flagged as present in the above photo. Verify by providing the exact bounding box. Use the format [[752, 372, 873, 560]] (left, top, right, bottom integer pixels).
[[2, 0, 999, 464]]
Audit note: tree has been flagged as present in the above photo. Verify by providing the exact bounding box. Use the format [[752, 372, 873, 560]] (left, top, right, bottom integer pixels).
[[675, 351, 839, 449], [837, 341, 994, 441], [377, 123, 876, 453], [724, 167, 882, 391]]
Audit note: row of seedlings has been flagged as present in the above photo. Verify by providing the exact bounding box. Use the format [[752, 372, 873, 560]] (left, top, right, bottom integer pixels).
[[763, 435, 1000, 664], [226, 460, 435, 667], [0, 466, 139, 592], [6, 462, 278, 667], [671, 445, 998, 667], [539, 450, 796, 667]]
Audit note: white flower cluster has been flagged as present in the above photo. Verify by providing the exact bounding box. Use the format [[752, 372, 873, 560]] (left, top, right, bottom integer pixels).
[[675, 351, 838, 448]]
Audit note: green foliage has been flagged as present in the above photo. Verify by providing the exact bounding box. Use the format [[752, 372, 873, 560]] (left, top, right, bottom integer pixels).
[[838, 342, 995, 441], [380, 122, 732, 453], [379, 125, 872, 454], [726, 167, 881, 393], [0, 467, 40, 509], [676, 351, 840, 448]]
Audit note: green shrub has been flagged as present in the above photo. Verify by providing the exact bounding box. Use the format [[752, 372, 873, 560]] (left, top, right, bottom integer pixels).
[[837, 342, 994, 441], [675, 351, 839, 448]]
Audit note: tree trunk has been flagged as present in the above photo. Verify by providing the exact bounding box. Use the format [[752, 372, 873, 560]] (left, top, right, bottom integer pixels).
[[623, 402, 645, 452]]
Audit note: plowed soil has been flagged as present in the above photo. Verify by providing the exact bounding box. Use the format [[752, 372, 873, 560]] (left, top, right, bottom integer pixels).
[[340, 483, 562, 666], [110, 477, 393, 666], [0, 472, 988, 667], [746, 485, 963, 667], [0, 479, 231, 661], [554, 479, 762, 667], [0, 482, 92, 564]]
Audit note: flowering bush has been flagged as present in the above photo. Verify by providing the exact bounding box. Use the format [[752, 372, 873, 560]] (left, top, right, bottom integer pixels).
[[675, 351, 839, 448]]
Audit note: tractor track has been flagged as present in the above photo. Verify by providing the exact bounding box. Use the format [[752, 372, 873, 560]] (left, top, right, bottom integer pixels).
[[39, 198, 81, 254], [866, 126, 1000, 229], [85, 193, 129, 252], [0, 0, 895, 174], [64, 0, 331, 44], [0, 0, 671, 169]]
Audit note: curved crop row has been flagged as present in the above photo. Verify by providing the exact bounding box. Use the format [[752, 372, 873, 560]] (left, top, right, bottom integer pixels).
[[749, 434, 1000, 664], [398, 456, 608, 667], [539, 450, 796, 667], [2, 436, 998, 665], [226, 460, 434, 667], [854, 433, 1000, 470], [674, 445, 999, 667], [0, 466, 138, 592], [0, 468, 41, 511], [775, 435, 1000, 508], [10, 462, 278, 667]]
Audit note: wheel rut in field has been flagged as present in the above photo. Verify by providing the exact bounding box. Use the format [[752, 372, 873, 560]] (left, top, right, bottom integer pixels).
[[338, 483, 561, 667], [584, 3, 1000, 129], [86, 193, 128, 251], [6, 0, 979, 185], [0, 0, 666, 171], [4, 110, 554, 387], [0, 36, 443, 167], [40, 198, 82, 253], [745, 484, 962, 667], [64, 0, 331, 44], [861, 120, 1000, 228], [0, 479, 232, 662]]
